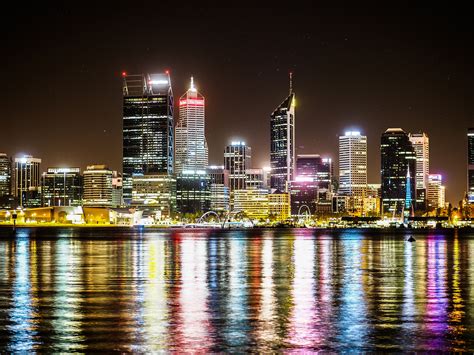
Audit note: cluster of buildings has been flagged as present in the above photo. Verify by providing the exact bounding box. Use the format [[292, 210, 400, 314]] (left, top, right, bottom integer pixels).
[[0, 71, 473, 225]]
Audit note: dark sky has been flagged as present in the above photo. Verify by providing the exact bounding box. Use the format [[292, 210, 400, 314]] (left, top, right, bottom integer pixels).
[[2, 4, 473, 202]]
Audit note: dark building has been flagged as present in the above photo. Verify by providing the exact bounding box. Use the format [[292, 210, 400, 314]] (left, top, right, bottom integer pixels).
[[42, 167, 83, 207], [176, 172, 210, 215], [294, 154, 332, 201], [270, 76, 295, 192], [380, 128, 416, 214], [468, 128, 474, 203], [0, 153, 12, 208], [288, 179, 318, 215], [122, 72, 174, 204]]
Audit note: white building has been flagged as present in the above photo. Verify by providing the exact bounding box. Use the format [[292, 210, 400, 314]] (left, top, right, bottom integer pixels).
[[409, 132, 430, 190], [338, 131, 367, 210], [175, 77, 208, 173], [14, 155, 42, 208], [83, 165, 113, 207], [427, 174, 446, 209]]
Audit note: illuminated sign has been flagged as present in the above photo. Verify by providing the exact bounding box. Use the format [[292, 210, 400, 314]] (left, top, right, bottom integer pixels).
[[179, 99, 204, 106]]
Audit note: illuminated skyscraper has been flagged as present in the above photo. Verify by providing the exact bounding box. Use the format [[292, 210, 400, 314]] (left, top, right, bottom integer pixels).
[[224, 141, 252, 191], [13, 155, 42, 208], [270, 74, 295, 192], [468, 128, 474, 203], [380, 128, 416, 214], [427, 174, 446, 209], [408, 132, 429, 190], [0, 153, 11, 207], [122, 72, 174, 204], [175, 77, 208, 173]]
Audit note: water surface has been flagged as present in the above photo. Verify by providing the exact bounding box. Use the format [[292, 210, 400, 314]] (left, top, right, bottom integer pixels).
[[0, 228, 473, 352]]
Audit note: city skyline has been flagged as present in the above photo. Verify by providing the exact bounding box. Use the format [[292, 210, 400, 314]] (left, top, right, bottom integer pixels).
[[2, 5, 473, 202]]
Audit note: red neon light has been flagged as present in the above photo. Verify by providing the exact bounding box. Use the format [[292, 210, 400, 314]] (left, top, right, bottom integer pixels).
[[179, 99, 205, 106], [122, 71, 127, 77]]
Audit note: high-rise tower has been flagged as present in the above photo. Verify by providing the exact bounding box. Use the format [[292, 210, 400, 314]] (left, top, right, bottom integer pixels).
[[380, 128, 416, 214], [224, 141, 252, 191], [270, 74, 295, 192], [408, 132, 429, 190], [468, 128, 474, 203], [175, 77, 208, 173], [122, 72, 174, 204]]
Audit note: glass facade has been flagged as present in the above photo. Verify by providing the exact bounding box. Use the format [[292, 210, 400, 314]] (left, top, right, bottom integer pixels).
[[42, 167, 83, 207], [176, 172, 211, 214], [270, 92, 295, 192], [0, 153, 11, 207], [380, 128, 416, 214], [122, 73, 174, 205]]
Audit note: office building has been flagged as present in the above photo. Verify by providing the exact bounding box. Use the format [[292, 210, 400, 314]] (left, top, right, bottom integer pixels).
[[469, 128, 474, 203], [270, 75, 295, 191], [245, 169, 265, 189], [233, 188, 269, 220], [338, 131, 367, 211], [112, 171, 124, 207], [122, 72, 174, 204], [0, 153, 11, 207], [427, 174, 446, 209], [13, 155, 42, 208], [207, 166, 230, 212], [380, 128, 416, 214], [224, 141, 251, 191], [268, 192, 290, 221], [288, 177, 318, 215], [207, 165, 229, 186], [83, 165, 113, 207], [175, 77, 208, 173], [132, 174, 176, 219], [176, 170, 210, 214], [42, 167, 82, 207], [408, 132, 430, 190]]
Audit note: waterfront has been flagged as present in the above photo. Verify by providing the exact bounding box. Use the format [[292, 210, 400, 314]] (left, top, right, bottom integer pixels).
[[0, 228, 474, 352]]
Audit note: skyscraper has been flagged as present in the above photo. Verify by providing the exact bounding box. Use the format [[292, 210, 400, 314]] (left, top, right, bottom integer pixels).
[[0, 153, 11, 207], [427, 174, 446, 209], [380, 128, 416, 214], [224, 141, 252, 191], [338, 131, 367, 211], [122, 72, 174, 204], [175, 77, 208, 173], [468, 128, 474, 203], [408, 132, 430, 190], [13, 155, 42, 208], [41, 167, 83, 207], [270, 74, 295, 192]]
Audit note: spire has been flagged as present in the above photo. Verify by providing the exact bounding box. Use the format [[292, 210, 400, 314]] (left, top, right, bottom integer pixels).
[[190, 76, 196, 92], [289, 72, 293, 95]]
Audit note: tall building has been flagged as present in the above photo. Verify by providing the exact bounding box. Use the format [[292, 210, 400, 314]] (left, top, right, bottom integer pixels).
[[41, 167, 83, 207], [270, 75, 295, 192], [13, 155, 42, 208], [408, 132, 430, 190], [468, 128, 474, 203], [0, 153, 11, 207], [380, 128, 416, 214], [112, 171, 123, 207], [83, 165, 113, 207], [176, 171, 210, 214], [245, 169, 265, 189], [338, 131, 367, 211], [122, 72, 174, 204], [427, 174, 446, 209], [175, 77, 208, 173], [224, 141, 252, 191]]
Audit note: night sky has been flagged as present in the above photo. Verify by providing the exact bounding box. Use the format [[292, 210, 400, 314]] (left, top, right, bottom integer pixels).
[[2, 4, 473, 202]]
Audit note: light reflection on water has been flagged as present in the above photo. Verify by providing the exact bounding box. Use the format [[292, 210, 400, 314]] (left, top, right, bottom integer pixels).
[[0, 228, 474, 352]]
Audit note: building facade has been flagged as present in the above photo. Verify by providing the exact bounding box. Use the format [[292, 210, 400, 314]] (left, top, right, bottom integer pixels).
[[176, 171, 210, 215], [469, 128, 474, 203], [245, 169, 265, 189], [131, 174, 176, 219], [270, 77, 295, 192], [13, 155, 42, 208], [224, 141, 251, 191], [0, 153, 11, 207], [83, 165, 113, 207], [338, 131, 367, 211], [233, 188, 269, 221], [175, 77, 208, 173], [427, 174, 446, 209], [408, 132, 430, 190], [380, 128, 416, 214], [42, 167, 83, 207], [268, 192, 290, 221], [122, 72, 174, 204]]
